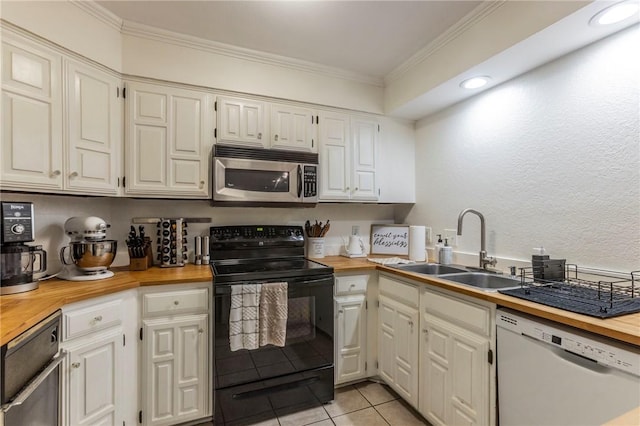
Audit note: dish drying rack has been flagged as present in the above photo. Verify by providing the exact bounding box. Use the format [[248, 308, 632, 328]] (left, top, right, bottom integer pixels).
[[512, 265, 640, 318]]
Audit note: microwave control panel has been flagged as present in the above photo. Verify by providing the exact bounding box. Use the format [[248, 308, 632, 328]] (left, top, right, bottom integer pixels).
[[303, 165, 317, 197]]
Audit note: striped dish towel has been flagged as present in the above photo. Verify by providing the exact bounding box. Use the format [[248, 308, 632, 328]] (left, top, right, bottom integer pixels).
[[229, 284, 262, 351], [259, 282, 288, 347]]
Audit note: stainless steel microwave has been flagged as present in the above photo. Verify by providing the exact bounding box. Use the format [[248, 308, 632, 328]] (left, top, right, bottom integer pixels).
[[212, 145, 319, 206]]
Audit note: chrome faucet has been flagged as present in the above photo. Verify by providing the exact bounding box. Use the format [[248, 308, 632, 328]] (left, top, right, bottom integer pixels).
[[457, 208, 497, 270]]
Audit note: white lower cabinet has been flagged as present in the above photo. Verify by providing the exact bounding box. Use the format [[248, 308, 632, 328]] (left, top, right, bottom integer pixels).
[[419, 286, 495, 426], [139, 283, 210, 426], [377, 275, 419, 408], [60, 291, 138, 426], [335, 295, 367, 384]]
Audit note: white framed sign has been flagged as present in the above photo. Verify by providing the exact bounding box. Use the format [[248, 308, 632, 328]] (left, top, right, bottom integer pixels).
[[370, 224, 410, 255]]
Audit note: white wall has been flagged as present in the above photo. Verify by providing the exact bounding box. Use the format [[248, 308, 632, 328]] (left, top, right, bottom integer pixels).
[[403, 25, 640, 271], [5, 193, 395, 273], [0, 1, 123, 71]]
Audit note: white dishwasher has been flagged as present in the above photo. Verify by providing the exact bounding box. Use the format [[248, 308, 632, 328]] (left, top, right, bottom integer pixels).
[[496, 308, 640, 426]]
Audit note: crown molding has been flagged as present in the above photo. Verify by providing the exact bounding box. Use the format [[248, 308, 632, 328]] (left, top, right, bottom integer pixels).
[[70, 0, 123, 31], [119, 20, 383, 88], [384, 0, 505, 84]]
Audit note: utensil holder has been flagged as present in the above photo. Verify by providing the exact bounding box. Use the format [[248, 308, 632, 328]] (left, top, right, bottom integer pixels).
[[307, 237, 325, 259]]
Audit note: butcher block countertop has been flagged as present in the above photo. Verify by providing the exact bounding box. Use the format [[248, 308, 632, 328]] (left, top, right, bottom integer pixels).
[[1, 257, 638, 347], [319, 256, 640, 347], [0, 264, 212, 346]]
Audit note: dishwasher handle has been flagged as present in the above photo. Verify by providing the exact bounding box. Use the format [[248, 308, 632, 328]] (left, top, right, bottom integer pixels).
[[0, 349, 67, 413]]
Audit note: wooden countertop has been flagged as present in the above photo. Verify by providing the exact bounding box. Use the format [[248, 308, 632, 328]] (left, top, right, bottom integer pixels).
[[2, 257, 638, 347], [0, 264, 212, 346], [602, 406, 640, 426], [319, 256, 640, 346]]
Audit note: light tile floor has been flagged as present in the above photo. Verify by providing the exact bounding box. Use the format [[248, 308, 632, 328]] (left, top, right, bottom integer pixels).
[[207, 380, 431, 425]]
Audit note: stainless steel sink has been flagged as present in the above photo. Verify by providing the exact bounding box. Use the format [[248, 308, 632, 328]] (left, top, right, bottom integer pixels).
[[438, 272, 521, 291], [392, 263, 469, 275]]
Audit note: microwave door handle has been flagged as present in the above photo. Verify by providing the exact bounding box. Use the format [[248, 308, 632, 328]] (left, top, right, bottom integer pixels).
[[297, 165, 303, 198]]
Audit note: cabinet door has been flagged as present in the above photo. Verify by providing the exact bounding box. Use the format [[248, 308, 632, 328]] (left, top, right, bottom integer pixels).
[[420, 318, 451, 426], [318, 111, 350, 200], [142, 314, 208, 426], [64, 328, 122, 426], [125, 81, 213, 198], [350, 117, 378, 201], [420, 315, 489, 426], [1, 33, 63, 191], [335, 295, 366, 384], [270, 104, 315, 152], [217, 96, 266, 148], [378, 295, 419, 408], [66, 60, 121, 195]]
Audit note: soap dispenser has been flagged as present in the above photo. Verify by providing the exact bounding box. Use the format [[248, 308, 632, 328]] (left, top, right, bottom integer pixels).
[[439, 238, 453, 265], [434, 234, 444, 263]]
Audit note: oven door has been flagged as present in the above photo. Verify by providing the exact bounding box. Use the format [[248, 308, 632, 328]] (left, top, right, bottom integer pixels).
[[214, 157, 302, 203], [214, 274, 334, 389], [1, 350, 66, 426]]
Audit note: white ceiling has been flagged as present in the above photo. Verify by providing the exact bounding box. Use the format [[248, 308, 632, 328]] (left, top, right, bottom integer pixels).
[[96, 0, 481, 79]]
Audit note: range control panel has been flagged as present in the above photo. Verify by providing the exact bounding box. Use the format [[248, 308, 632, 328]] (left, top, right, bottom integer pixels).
[[210, 225, 304, 242], [1, 202, 35, 244], [497, 309, 640, 377]]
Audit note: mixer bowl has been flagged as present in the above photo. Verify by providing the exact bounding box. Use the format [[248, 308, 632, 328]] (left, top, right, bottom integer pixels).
[[60, 240, 117, 271]]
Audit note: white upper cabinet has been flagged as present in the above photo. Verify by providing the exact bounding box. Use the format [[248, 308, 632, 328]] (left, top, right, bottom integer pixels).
[[66, 60, 122, 195], [318, 111, 350, 200], [318, 112, 379, 202], [270, 104, 316, 152], [216, 96, 267, 148], [350, 117, 378, 200], [1, 31, 63, 191], [125, 80, 214, 198]]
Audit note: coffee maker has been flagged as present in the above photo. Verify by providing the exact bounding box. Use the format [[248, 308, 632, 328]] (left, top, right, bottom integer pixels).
[[1, 202, 47, 295]]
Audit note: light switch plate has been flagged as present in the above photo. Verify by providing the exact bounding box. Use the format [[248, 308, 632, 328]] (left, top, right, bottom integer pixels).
[[444, 229, 458, 247]]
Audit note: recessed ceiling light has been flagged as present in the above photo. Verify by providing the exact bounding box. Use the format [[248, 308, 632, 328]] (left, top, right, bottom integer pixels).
[[590, 0, 639, 26], [460, 76, 491, 90]]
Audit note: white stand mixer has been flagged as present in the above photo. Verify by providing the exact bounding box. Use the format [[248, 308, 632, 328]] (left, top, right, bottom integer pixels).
[[58, 216, 118, 281]]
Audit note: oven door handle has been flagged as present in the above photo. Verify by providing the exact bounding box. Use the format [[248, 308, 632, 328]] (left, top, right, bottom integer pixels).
[[0, 349, 67, 413]]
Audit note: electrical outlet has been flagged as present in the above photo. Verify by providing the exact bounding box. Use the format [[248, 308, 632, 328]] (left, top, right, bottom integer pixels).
[[425, 227, 432, 244], [352, 225, 360, 236], [443, 229, 458, 247]]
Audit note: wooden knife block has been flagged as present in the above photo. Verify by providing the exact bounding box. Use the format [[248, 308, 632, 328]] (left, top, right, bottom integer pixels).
[[129, 239, 153, 271]]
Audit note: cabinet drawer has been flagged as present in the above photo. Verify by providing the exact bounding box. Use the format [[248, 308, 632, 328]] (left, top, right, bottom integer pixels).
[[422, 288, 490, 336], [335, 274, 368, 295], [63, 299, 122, 341], [379, 275, 419, 308], [142, 288, 209, 317]]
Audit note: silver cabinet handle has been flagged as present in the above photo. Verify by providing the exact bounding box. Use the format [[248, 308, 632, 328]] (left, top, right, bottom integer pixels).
[[198, 328, 204, 334], [94, 315, 103, 322], [174, 300, 180, 305], [345, 186, 350, 191], [71, 362, 81, 369], [258, 132, 262, 140], [199, 180, 205, 189], [355, 187, 359, 191], [274, 134, 279, 141], [338, 309, 344, 314], [408, 320, 414, 327], [423, 329, 428, 334], [50, 170, 61, 177], [1, 350, 67, 413], [69, 171, 78, 178]]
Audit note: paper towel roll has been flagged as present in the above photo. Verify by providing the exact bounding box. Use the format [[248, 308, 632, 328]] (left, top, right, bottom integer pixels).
[[409, 226, 426, 261]]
